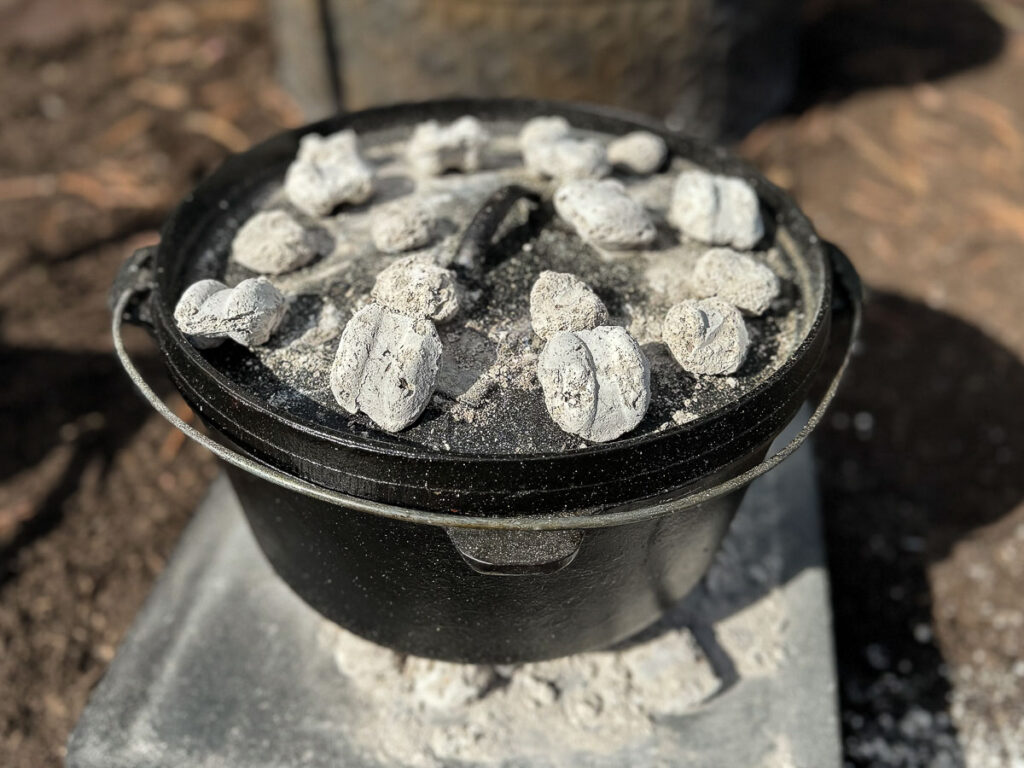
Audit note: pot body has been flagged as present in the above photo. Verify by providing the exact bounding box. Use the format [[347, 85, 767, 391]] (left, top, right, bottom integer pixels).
[[224, 445, 765, 663], [110, 100, 859, 665]]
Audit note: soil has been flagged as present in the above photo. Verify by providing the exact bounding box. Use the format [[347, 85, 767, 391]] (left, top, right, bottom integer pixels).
[[0, 1, 297, 766], [742, 2, 1024, 764], [1, 0, 1022, 766]]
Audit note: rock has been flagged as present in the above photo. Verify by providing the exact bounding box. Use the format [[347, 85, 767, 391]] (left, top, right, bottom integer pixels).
[[669, 169, 764, 250], [692, 247, 780, 315], [284, 130, 374, 216], [370, 199, 436, 253], [538, 326, 650, 442], [520, 115, 609, 180], [663, 297, 749, 376], [406, 116, 489, 176], [553, 178, 656, 250], [329, 303, 442, 432], [607, 131, 668, 175], [371, 254, 460, 323], [529, 270, 608, 340], [173, 277, 287, 348], [231, 210, 318, 274]]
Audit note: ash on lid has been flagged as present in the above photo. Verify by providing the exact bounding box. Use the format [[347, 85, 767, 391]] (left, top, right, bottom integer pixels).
[[174, 115, 804, 454]]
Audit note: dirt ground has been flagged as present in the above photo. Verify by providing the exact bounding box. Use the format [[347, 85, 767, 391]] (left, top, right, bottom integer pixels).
[[741, 2, 1024, 763], [0, 1, 297, 765], [1, 0, 1022, 766]]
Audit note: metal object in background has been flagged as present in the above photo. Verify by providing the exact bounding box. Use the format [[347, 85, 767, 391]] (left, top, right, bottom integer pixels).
[[274, 0, 798, 138]]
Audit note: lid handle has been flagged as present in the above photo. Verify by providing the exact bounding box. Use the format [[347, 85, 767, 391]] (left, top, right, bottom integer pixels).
[[452, 184, 541, 277]]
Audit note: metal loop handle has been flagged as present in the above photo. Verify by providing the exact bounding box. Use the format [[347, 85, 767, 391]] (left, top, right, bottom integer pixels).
[[112, 249, 859, 531]]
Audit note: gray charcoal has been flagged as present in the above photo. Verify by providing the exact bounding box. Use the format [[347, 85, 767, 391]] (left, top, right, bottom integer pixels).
[[553, 178, 656, 250], [692, 247, 780, 315], [538, 326, 650, 442], [371, 254, 460, 323], [529, 270, 608, 340], [231, 210, 318, 274], [663, 297, 750, 376], [173, 277, 287, 348], [330, 303, 442, 432], [406, 116, 489, 177], [370, 199, 437, 253], [607, 131, 668, 175], [520, 115, 609, 180], [284, 130, 374, 217], [669, 169, 764, 250]]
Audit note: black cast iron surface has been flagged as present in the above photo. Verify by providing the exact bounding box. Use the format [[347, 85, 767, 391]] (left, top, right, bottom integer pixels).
[[113, 99, 859, 662]]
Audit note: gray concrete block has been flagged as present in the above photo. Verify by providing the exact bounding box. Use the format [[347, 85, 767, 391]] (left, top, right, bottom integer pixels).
[[68, 409, 840, 767]]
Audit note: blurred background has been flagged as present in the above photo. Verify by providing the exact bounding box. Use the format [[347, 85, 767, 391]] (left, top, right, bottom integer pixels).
[[1, 0, 1022, 765]]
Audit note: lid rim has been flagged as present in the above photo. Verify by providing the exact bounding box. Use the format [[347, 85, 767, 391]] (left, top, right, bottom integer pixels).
[[148, 98, 832, 486]]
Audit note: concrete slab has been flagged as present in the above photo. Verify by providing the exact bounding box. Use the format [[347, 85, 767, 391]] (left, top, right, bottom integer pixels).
[[68, 411, 840, 767]]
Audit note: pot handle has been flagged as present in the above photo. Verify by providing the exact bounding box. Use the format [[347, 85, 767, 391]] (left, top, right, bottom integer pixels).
[[109, 245, 158, 330], [445, 527, 583, 576], [111, 241, 860, 532]]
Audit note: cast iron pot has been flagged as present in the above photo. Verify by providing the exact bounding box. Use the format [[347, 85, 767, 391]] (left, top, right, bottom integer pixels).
[[112, 99, 861, 664]]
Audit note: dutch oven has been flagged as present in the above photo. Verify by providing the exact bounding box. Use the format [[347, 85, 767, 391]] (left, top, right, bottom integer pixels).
[[111, 99, 861, 664]]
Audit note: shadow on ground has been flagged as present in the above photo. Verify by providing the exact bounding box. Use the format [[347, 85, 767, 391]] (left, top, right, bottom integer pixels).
[[793, 0, 1005, 111], [0, 341, 171, 584], [818, 290, 1024, 764]]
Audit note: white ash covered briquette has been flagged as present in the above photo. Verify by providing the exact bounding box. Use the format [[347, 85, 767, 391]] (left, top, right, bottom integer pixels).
[[692, 247, 780, 315], [538, 326, 651, 442], [284, 130, 374, 217], [406, 116, 490, 177], [529, 270, 608, 340], [330, 303, 442, 432], [371, 254, 461, 323], [554, 178, 657, 250], [669, 169, 764, 250], [231, 210, 319, 275], [519, 115, 609, 181], [607, 131, 668, 175], [663, 296, 750, 376], [174, 277, 287, 348], [519, 115, 572, 147], [370, 198, 437, 254]]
